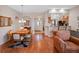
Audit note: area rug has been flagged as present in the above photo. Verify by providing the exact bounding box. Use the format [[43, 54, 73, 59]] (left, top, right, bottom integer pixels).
[[9, 44, 25, 48], [8, 43, 29, 48]]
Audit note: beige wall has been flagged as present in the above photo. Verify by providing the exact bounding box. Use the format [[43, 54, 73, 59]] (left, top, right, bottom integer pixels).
[[69, 6, 79, 31], [0, 5, 20, 45], [23, 13, 45, 17]]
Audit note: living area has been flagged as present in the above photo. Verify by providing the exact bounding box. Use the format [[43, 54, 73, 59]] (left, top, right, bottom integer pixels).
[[0, 5, 79, 53]]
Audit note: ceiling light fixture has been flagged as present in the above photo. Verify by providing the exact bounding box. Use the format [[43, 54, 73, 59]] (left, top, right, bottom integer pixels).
[[49, 8, 57, 13], [59, 8, 65, 13], [19, 5, 26, 23], [49, 8, 66, 13], [51, 8, 56, 13]]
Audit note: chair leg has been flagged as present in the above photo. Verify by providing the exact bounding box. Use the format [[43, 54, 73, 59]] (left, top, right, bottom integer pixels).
[[23, 43, 27, 47], [20, 41, 27, 47], [16, 43, 21, 46]]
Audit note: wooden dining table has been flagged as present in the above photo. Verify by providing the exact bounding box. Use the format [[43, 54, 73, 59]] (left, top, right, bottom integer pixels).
[[8, 29, 32, 48], [8, 29, 30, 40]]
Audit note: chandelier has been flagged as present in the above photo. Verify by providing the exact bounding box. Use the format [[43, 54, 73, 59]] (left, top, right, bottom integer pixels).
[[19, 5, 26, 23]]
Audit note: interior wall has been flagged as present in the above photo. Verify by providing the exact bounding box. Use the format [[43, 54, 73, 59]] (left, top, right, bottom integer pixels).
[[69, 6, 79, 31], [0, 5, 20, 45], [44, 12, 49, 35]]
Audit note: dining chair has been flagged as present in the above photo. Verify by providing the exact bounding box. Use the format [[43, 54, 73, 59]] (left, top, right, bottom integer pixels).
[[13, 33, 21, 41], [23, 33, 32, 46], [13, 33, 22, 47], [9, 33, 27, 48]]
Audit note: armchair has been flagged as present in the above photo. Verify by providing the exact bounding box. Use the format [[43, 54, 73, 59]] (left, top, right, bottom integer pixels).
[[53, 30, 79, 53]]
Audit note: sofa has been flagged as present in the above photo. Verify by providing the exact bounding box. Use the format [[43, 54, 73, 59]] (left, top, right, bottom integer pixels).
[[53, 30, 79, 53]]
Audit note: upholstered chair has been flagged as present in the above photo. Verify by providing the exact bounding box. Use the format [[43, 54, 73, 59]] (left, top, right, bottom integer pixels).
[[13, 33, 21, 41], [23, 28, 32, 46]]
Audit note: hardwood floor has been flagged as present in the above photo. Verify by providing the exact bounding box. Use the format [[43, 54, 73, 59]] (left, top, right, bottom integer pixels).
[[0, 34, 56, 53]]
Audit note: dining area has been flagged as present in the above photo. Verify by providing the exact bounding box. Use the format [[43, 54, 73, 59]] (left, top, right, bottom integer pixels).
[[0, 14, 50, 53], [7, 26, 32, 48]]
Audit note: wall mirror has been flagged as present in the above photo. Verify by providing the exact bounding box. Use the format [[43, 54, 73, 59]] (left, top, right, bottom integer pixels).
[[0, 16, 12, 27]]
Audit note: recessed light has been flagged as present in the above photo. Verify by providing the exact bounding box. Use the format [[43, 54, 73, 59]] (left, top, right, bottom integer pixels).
[[51, 8, 56, 13], [59, 8, 65, 13], [49, 8, 57, 13]]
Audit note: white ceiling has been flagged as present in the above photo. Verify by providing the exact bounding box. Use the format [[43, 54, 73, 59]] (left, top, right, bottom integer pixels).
[[8, 5, 76, 13]]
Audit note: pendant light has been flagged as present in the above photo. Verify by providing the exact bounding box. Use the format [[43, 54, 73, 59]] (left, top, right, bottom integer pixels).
[[19, 5, 26, 23]]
